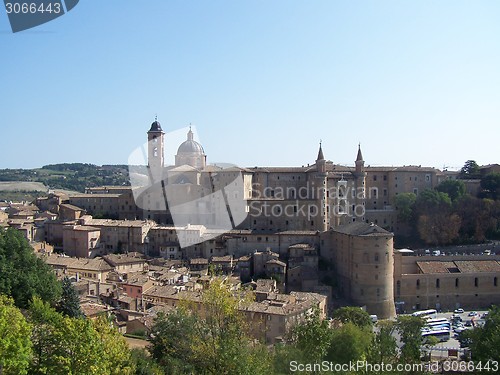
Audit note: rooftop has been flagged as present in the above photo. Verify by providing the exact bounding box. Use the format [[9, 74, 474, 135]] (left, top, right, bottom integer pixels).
[[333, 221, 392, 236]]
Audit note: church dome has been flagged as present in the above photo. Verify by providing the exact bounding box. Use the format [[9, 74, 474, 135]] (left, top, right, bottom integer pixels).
[[177, 128, 205, 154]]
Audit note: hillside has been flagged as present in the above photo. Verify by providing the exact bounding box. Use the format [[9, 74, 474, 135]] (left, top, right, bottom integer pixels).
[[0, 163, 130, 201]]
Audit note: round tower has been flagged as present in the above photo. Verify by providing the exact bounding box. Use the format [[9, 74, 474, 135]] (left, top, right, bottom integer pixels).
[[349, 224, 396, 319]]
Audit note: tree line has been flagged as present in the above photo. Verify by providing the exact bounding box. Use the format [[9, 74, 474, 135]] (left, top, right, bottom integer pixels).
[[394, 161, 500, 247]]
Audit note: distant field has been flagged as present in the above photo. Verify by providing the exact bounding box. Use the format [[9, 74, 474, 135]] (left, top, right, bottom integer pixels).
[[0, 181, 48, 192]]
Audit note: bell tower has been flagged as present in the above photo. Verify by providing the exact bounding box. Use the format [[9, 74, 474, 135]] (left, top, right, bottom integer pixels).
[[147, 117, 165, 180]]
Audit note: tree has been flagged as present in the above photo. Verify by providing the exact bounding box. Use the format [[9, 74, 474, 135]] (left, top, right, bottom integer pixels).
[[0, 228, 61, 308], [480, 172, 500, 200], [418, 213, 461, 245], [414, 189, 460, 245], [92, 316, 134, 375], [326, 322, 373, 364], [57, 277, 83, 318], [394, 193, 416, 223], [288, 307, 332, 363], [368, 320, 398, 365], [331, 306, 373, 328], [0, 296, 32, 375], [461, 305, 500, 362], [28, 297, 132, 375], [148, 309, 197, 374], [149, 279, 271, 375], [414, 189, 452, 214], [436, 179, 466, 202], [454, 196, 497, 242], [129, 349, 163, 375], [459, 160, 481, 179], [396, 315, 425, 363]]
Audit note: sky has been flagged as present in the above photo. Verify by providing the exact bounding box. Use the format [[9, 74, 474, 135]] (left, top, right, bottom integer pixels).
[[1, 0, 499, 170]]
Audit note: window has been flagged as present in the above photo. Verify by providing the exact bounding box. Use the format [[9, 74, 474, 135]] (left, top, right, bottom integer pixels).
[[495, 277, 498, 287], [374, 253, 379, 262], [416, 279, 420, 290], [373, 175, 377, 181], [436, 279, 440, 288], [413, 188, 418, 195], [475, 277, 479, 287], [396, 280, 401, 296], [455, 278, 459, 288], [426, 174, 431, 182], [383, 175, 387, 181]]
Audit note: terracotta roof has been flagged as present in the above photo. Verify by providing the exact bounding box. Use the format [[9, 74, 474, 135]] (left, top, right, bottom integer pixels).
[[103, 253, 146, 266], [60, 203, 84, 211], [454, 260, 500, 273], [416, 261, 458, 274], [44, 255, 113, 271]]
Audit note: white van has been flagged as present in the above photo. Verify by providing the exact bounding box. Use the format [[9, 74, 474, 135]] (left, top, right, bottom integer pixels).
[[370, 314, 378, 323]]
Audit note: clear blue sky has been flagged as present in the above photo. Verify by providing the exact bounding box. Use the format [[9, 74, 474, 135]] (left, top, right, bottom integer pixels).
[[1, 1, 499, 170]]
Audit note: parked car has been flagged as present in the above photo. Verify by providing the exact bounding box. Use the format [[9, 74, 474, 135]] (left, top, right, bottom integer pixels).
[[454, 308, 465, 314], [468, 311, 478, 317]]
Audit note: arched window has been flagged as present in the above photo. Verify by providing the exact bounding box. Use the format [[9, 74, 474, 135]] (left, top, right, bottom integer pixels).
[[153, 147, 158, 157]]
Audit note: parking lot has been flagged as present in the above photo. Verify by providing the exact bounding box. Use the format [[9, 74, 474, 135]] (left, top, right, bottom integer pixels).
[[390, 310, 488, 359]]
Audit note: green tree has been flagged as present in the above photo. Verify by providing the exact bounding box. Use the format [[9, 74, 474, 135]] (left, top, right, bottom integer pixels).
[[396, 315, 425, 363], [394, 192, 417, 223], [0, 228, 61, 308], [461, 305, 500, 362], [436, 179, 466, 202], [149, 279, 271, 375], [130, 349, 164, 375], [28, 297, 131, 375], [57, 277, 83, 318], [288, 307, 332, 363], [415, 189, 452, 213], [331, 306, 373, 328], [480, 172, 500, 200], [368, 320, 398, 365], [459, 160, 481, 179], [326, 322, 373, 364], [92, 316, 134, 375], [0, 296, 32, 375], [148, 309, 197, 374]]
